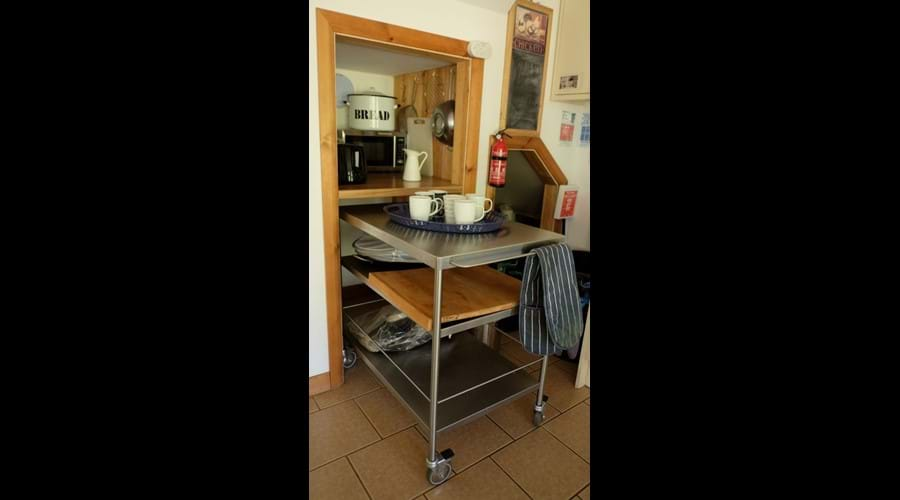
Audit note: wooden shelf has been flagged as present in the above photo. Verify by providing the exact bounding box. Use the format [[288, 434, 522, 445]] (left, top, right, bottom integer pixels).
[[338, 174, 461, 200], [366, 266, 522, 331]]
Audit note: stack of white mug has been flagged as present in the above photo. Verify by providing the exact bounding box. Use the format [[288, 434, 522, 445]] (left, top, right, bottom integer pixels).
[[409, 191, 493, 224]]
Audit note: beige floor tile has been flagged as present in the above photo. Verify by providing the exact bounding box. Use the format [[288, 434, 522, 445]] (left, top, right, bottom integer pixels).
[[492, 428, 590, 500], [309, 457, 369, 500], [425, 458, 529, 500], [554, 358, 579, 375], [356, 387, 418, 438], [487, 391, 560, 439], [532, 364, 590, 413], [544, 402, 590, 463], [309, 397, 319, 414], [579, 484, 591, 499], [416, 416, 511, 472], [313, 364, 382, 409], [309, 400, 381, 470], [586, 398, 590, 405], [349, 428, 440, 500]]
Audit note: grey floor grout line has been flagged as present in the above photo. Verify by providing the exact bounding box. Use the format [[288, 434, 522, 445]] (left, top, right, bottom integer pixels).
[[489, 456, 536, 500], [541, 402, 591, 466], [308, 400, 385, 474], [353, 397, 387, 439], [314, 383, 382, 410], [345, 456, 375, 500], [486, 412, 517, 441]]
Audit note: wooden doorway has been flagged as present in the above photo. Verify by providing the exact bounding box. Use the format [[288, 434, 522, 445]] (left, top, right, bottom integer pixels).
[[315, 9, 485, 390]]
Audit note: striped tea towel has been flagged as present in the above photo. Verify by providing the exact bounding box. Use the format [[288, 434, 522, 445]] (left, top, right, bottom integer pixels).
[[518, 243, 584, 355]]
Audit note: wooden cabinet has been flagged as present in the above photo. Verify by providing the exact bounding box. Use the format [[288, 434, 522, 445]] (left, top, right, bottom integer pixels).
[[549, 0, 590, 101]]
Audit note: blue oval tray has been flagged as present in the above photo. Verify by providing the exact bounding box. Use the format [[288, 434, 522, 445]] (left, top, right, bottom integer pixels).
[[383, 203, 506, 233]]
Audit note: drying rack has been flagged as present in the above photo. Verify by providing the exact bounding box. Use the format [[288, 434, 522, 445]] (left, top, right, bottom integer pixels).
[[339, 204, 564, 485]]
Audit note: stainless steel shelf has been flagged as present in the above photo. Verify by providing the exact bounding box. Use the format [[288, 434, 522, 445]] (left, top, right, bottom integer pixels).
[[340, 204, 565, 268], [343, 300, 539, 434]]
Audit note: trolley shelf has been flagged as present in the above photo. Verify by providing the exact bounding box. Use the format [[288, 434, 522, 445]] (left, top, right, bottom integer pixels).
[[342, 256, 520, 332], [344, 301, 539, 434]]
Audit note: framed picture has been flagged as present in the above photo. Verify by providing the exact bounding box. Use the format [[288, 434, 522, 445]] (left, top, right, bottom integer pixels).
[[499, 0, 553, 137]]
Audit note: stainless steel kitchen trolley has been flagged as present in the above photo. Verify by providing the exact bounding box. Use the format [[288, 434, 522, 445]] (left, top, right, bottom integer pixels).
[[339, 204, 564, 485]]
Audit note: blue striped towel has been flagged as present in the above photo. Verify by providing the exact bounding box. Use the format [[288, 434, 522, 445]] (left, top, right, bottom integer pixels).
[[519, 243, 584, 355]]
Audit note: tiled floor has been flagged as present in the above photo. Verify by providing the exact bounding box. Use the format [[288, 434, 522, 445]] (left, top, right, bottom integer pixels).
[[310, 347, 589, 500]]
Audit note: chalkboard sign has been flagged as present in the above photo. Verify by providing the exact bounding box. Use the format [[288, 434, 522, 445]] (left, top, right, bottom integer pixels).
[[500, 1, 553, 136]]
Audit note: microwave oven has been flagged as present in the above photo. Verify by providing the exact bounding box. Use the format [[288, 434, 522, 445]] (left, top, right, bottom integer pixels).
[[339, 130, 406, 172]]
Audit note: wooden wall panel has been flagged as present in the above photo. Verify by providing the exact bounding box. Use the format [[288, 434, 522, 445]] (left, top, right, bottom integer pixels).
[[463, 58, 484, 196], [394, 65, 457, 182]]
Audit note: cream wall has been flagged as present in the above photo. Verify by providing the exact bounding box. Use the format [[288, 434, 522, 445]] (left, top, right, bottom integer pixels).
[[537, 0, 590, 252], [309, 0, 590, 377]]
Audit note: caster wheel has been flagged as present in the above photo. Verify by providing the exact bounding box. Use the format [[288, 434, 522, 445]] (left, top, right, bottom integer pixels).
[[343, 349, 357, 369], [427, 462, 452, 485], [533, 411, 544, 426]]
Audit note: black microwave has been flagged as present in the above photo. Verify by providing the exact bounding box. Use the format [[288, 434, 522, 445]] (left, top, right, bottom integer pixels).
[[340, 130, 405, 172]]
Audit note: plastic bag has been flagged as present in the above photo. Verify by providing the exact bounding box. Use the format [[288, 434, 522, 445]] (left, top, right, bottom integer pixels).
[[347, 304, 432, 353]]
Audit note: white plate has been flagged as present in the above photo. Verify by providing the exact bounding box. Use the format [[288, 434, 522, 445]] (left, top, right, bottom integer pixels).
[[353, 236, 419, 263]]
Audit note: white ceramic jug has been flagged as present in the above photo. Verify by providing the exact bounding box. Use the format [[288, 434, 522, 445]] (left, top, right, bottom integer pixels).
[[402, 149, 429, 181]]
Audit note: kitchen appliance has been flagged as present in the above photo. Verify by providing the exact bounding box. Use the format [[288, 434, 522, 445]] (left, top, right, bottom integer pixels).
[[344, 87, 400, 131], [337, 143, 367, 185], [341, 130, 406, 173]]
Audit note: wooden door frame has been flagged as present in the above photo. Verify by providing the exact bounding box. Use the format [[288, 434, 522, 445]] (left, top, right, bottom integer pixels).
[[315, 9, 484, 388]]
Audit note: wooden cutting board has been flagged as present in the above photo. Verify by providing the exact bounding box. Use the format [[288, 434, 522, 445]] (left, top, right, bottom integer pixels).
[[367, 266, 521, 331]]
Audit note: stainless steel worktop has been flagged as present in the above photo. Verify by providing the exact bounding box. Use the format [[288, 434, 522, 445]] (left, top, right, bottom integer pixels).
[[340, 204, 565, 268]]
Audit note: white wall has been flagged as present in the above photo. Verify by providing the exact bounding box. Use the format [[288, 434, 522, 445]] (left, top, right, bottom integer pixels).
[[309, 0, 590, 377], [536, 0, 590, 252]]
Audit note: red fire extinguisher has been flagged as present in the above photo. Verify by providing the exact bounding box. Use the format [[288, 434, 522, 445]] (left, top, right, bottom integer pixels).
[[489, 132, 508, 187]]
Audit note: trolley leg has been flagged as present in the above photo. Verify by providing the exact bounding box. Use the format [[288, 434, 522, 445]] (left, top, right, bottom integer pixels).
[[425, 266, 453, 485], [533, 354, 550, 425], [428, 267, 442, 465]]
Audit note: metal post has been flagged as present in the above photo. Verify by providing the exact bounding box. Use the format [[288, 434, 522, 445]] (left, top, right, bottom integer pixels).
[[427, 265, 443, 465], [535, 354, 549, 410], [479, 323, 500, 350]]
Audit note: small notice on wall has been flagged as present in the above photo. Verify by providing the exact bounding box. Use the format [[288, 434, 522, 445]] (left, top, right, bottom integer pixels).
[[554, 185, 579, 219], [559, 74, 579, 90], [560, 111, 576, 143], [579, 113, 590, 146]]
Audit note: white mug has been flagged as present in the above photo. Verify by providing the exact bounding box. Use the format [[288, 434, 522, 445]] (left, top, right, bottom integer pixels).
[[415, 191, 442, 219], [465, 194, 493, 220], [409, 195, 440, 221], [454, 200, 484, 224], [443, 195, 466, 224]]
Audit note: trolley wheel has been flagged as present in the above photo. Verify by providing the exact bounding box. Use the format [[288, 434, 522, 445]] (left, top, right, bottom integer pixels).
[[533, 411, 544, 426], [342, 348, 357, 369], [427, 462, 452, 485]]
